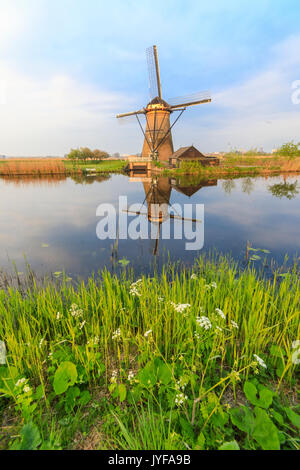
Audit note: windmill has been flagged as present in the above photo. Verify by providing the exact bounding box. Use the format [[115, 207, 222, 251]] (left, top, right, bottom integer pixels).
[[116, 45, 211, 163]]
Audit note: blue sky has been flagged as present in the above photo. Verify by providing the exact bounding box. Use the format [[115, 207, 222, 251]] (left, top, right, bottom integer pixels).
[[1, 0, 300, 155]]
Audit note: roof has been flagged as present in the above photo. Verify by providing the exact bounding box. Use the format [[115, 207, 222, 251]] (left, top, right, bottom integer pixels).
[[170, 146, 206, 160], [148, 97, 170, 107], [170, 147, 193, 159]]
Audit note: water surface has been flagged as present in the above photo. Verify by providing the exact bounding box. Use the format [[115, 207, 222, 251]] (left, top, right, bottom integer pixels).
[[0, 173, 299, 278]]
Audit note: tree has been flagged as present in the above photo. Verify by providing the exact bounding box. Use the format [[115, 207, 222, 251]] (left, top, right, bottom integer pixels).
[[93, 149, 109, 161], [66, 148, 82, 161], [80, 147, 94, 161]]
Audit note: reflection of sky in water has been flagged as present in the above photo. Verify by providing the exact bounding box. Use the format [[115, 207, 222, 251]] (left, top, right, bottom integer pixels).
[[0, 174, 299, 278]]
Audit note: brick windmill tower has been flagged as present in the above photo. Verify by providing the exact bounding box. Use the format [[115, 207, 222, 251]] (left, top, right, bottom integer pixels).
[[117, 46, 211, 163]]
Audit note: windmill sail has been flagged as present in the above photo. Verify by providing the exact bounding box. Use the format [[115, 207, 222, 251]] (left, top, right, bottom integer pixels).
[[168, 91, 211, 109], [147, 46, 162, 100]]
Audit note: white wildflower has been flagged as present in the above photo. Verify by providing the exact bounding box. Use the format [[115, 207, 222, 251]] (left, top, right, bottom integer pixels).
[[70, 304, 83, 318], [110, 370, 118, 384], [216, 326, 223, 333], [79, 321, 86, 330], [23, 386, 31, 394], [175, 392, 188, 407], [211, 282, 217, 289], [128, 371, 135, 382], [253, 354, 267, 369], [292, 340, 300, 349], [191, 274, 198, 280], [231, 320, 239, 329], [170, 302, 191, 314], [144, 330, 153, 338], [112, 328, 121, 341], [216, 308, 225, 320], [175, 378, 187, 391], [39, 338, 45, 349], [16, 378, 26, 387], [196, 316, 212, 330], [158, 297, 164, 302], [88, 336, 99, 346], [56, 312, 61, 320], [194, 331, 200, 340]]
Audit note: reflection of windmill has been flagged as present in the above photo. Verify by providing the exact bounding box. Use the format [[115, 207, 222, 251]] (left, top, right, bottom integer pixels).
[[125, 177, 202, 256], [117, 46, 211, 162]]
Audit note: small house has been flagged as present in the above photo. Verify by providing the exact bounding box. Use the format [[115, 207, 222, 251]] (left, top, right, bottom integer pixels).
[[169, 146, 219, 168]]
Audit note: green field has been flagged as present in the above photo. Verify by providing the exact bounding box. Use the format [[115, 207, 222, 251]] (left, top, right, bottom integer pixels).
[[63, 159, 127, 173], [0, 254, 299, 450]]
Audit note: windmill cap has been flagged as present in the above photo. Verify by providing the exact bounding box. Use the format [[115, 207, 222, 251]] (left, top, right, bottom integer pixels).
[[147, 96, 170, 108]]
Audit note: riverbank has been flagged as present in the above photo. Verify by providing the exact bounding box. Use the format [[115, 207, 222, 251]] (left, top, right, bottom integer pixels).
[[161, 155, 300, 178], [0, 158, 127, 176], [0, 254, 299, 450], [1, 156, 300, 178]]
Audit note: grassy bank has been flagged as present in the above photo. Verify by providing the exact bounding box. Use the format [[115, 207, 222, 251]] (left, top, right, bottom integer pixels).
[[63, 159, 127, 174], [0, 254, 299, 450], [162, 155, 300, 178], [0, 159, 127, 176]]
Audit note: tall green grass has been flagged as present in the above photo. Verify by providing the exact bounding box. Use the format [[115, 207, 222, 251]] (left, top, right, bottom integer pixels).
[[1, 254, 299, 386]]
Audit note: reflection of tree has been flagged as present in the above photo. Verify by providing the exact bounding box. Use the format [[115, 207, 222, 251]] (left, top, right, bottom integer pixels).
[[241, 177, 255, 195], [222, 179, 236, 194], [268, 182, 299, 200], [70, 174, 111, 185]]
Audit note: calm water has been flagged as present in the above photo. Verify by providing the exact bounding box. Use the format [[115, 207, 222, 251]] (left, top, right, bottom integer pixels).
[[0, 173, 299, 278]]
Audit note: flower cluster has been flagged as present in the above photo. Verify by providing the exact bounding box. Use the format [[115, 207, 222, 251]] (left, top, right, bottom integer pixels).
[[110, 370, 118, 384], [128, 371, 135, 383], [112, 328, 121, 341], [175, 392, 188, 407], [205, 282, 217, 290], [70, 304, 83, 319], [230, 320, 239, 329], [170, 302, 191, 315], [216, 308, 225, 320], [130, 279, 142, 297], [191, 274, 198, 280], [253, 354, 267, 369], [15, 378, 31, 394], [87, 336, 99, 346], [196, 316, 212, 330]]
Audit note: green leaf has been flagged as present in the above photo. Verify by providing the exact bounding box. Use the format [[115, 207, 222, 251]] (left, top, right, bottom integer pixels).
[[118, 384, 127, 403], [252, 407, 280, 450], [156, 361, 172, 385], [78, 390, 91, 406], [53, 362, 78, 395], [230, 406, 255, 434], [219, 440, 240, 450], [284, 407, 300, 429], [244, 381, 273, 409], [195, 432, 205, 450], [20, 423, 41, 450], [138, 361, 157, 388]]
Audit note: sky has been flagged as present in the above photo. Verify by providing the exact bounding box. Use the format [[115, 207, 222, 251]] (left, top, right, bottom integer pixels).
[[0, 0, 300, 156]]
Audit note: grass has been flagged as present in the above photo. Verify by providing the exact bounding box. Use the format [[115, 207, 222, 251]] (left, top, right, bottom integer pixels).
[[0, 253, 299, 450], [63, 159, 127, 173], [163, 155, 300, 178]]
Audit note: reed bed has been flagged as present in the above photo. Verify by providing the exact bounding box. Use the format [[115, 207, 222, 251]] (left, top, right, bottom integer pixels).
[[0, 159, 67, 176], [0, 255, 299, 450]]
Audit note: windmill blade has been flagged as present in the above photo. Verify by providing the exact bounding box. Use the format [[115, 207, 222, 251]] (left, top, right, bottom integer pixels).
[[170, 214, 202, 223], [168, 91, 211, 110], [146, 46, 162, 100], [116, 109, 145, 119]]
